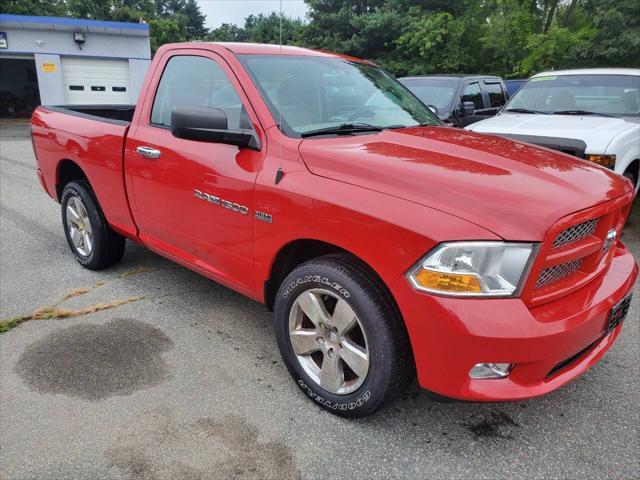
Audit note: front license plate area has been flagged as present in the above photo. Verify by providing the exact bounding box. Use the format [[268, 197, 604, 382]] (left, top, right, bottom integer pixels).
[[606, 293, 632, 333]]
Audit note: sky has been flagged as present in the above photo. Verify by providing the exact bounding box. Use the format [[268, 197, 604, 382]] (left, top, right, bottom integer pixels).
[[196, 0, 309, 29]]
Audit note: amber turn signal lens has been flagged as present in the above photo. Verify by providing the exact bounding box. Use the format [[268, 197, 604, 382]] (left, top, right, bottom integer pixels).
[[413, 269, 482, 293], [586, 154, 616, 168]]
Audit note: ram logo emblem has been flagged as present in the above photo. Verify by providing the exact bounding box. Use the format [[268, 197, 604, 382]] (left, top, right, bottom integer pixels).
[[602, 228, 617, 252]]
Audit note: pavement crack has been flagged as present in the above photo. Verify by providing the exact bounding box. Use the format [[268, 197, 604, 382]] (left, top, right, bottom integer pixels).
[[0, 266, 179, 332]]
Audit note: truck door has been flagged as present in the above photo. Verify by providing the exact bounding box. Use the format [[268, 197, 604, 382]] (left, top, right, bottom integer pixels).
[[480, 80, 508, 116], [124, 50, 264, 294], [457, 82, 486, 127]]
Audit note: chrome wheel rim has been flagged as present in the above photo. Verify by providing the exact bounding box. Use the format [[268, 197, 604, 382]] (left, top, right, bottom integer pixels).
[[66, 196, 93, 257], [288, 288, 369, 395]]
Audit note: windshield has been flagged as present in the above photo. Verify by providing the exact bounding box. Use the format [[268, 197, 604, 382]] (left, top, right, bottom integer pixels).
[[504, 74, 640, 116], [399, 78, 457, 113], [239, 55, 440, 137]]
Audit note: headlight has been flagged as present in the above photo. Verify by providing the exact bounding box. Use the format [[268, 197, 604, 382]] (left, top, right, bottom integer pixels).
[[407, 242, 537, 297]]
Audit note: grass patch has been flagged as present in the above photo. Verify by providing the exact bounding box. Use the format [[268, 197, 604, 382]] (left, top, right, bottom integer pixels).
[[0, 266, 174, 333], [0, 294, 144, 334], [0, 315, 31, 333], [32, 297, 144, 320], [59, 287, 91, 302], [0, 297, 143, 333]]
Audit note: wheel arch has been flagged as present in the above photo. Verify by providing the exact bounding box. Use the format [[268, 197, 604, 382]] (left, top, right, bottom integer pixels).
[[264, 239, 349, 311], [264, 239, 402, 313], [623, 159, 639, 190], [56, 159, 89, 201]]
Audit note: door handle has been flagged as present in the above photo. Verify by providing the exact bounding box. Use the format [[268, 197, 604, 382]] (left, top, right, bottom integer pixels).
[[136, 146, 161, 159]]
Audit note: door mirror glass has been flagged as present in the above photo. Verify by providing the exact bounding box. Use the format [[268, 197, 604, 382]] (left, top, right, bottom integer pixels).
[[171, 106, 259, 150], [427, 104, 439, 117]]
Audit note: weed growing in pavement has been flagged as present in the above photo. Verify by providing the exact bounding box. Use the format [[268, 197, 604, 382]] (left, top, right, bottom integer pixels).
[[0, 267, 168, 333]]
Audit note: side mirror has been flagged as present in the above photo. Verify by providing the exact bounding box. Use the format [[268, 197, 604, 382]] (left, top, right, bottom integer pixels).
[[458, 101, 475, 117], [427, 104, 439, 117], [171, 106, 260, 150]]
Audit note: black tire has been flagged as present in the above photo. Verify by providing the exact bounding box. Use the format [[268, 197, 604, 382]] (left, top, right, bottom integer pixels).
[[623, 169, 637, 191], [61, 180, 125, 270], [274, 254, 413, 418]]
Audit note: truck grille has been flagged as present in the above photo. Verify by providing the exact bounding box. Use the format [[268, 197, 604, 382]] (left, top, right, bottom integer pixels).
[[536, 259, 583, 289], [552, 218, 599, 248], [523, 193, 634, 305]]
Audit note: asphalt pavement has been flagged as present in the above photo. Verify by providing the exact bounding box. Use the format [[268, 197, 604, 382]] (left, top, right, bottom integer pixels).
[[1, 123, 638, 479]]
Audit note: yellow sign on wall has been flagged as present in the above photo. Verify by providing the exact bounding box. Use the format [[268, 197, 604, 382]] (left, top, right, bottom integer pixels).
[[42, 62, 56, 73]]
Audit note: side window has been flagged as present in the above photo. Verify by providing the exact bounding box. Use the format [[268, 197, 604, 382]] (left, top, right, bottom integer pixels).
[[151, 55, 249, 130], [484, 82, 507, 108], [461, 82, 483, 110]]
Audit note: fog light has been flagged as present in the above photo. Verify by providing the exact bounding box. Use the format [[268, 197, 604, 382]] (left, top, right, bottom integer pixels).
[[469, 363, 513, 379]]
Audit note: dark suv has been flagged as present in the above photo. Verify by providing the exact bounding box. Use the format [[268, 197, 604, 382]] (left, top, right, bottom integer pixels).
[[399, 75, 508, 127]]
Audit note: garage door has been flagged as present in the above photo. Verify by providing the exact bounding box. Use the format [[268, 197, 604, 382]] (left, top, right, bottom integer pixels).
[[61, 57, 131, 105]]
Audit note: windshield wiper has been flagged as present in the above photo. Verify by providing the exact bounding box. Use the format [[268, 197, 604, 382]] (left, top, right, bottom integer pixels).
[[301, 123, 384, 138], [551, 110, 616, 118], [504, 108, 550, 115]]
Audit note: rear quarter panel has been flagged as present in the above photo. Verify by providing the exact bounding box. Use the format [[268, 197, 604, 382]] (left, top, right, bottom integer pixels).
[[31, 107, 137, 238]]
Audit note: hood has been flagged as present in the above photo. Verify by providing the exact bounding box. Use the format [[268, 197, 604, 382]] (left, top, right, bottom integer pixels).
[[467, 113, 639, 153], [298, 126, 632, 240]]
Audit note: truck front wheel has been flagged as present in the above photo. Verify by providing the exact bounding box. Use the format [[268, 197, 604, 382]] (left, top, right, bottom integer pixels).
[[274, 254, 412, 417], [61, 181, 125, 270], [623, 162, 638, 191]]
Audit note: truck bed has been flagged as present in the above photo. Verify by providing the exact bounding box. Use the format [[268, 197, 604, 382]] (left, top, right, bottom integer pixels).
[[43, 104, 136, 124], [31, 104, 137, 238]]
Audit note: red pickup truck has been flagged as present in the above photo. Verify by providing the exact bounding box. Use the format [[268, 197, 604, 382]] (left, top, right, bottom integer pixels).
[[31, 43, 637, 417]]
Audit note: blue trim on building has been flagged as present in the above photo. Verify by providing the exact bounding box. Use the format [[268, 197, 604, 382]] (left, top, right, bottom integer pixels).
[[0, 14, 149, 32], [2, 50, 152, 60]]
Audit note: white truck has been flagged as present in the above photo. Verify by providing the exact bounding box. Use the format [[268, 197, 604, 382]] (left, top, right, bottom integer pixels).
[[467, 68, 640, 192]]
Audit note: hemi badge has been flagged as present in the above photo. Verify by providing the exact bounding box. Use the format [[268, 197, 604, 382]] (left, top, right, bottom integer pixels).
[[255, 211, 273, 223]]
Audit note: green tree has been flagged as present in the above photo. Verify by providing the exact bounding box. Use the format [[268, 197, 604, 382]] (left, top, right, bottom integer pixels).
[[206, 23, 248, 42], [67, 0, 112, 19], [207, 13, 305, 45], [521, 25, 596, 74], [111, 0, 156, 22], [2, 0, 639, 74], [244, 13, 305, 44], [149, 16, 184, 51], [155, 0, 206, 39], [396, 11, 469, 75], [476, 0, 540, 76], [0, 0, 68, 16], [574, 0, 640, 67]]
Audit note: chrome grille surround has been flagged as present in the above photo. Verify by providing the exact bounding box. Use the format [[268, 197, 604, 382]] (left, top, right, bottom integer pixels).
[[553, 218, 599, 248], [536, 259, 583, 289]]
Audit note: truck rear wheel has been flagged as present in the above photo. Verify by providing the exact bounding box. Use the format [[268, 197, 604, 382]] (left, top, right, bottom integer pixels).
[[61, 181, 125, 270], [274, 254, 412, 417]]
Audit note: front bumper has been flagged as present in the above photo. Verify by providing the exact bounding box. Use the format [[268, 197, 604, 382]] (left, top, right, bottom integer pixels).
[[392, 243, 638, 401]]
